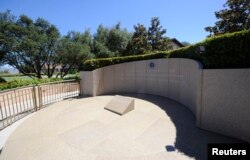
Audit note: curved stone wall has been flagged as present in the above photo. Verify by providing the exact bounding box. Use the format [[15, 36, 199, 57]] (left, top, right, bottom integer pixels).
[[80, 58, 203, 118], [80, 59, 250, 142]]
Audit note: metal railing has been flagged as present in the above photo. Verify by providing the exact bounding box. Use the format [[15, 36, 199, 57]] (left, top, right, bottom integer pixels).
[[0, 80, 80, 130]]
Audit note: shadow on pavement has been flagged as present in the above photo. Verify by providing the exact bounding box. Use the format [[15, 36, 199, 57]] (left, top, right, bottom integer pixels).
[[122, 93, 244, 160]]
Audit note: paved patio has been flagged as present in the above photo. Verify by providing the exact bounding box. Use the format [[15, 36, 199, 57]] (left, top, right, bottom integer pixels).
[[0, 94, 242, 160]]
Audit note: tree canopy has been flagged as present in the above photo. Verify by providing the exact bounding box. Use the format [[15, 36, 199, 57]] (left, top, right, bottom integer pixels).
[[125, 17, 171, 55], [93, 25, 111, 58], [106, 23, 132, 56], [56, 35, 94, 78], [0, 11, 60, 78], [0, 10, 15, 66], [205, 0, 250, 35], [0, 11, 177, 77], [148, 17, 170, 51], [125, 24, 151, 55], [92, 24, 131, 58]]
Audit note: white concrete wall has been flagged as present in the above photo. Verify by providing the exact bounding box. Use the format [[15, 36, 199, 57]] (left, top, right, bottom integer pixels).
[[180, 59, 203, 120], [80, 59, 250, 142], [80, 58, 202, 117], [124, 62, 136, 93], [168, 59, 180, 102], [93, 68, 104, 96], [103, 66, 115, 94], [114, 64, 125, 93], [157, 59, 169, 97], [80, 71, 93, 96], [200, 69, 250, 142], [146, 60, 158, 95], [135, 61, 147, 94]]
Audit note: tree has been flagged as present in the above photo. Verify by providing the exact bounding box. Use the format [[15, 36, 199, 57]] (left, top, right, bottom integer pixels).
[[181, 41, 191, 46], [125, 24, 151, 55], [92, 25, 114, 58], [37, 18, 61, 78], [106, 23, 132, 56], [0, 51, 4, 66], [56, 33, 94, 78], [148, 17, 171, 51], [0, 11, 60, 78], [205, 0, 250, 35], [92, 40, 114, 58], [94, 25, 109, 44], [65, 30, 92, 46], [92, 23, 131, 57], [0, 10, 15, 66]]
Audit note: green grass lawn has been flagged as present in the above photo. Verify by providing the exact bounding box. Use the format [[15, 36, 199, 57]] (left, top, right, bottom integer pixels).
[[2, 76, 33, 82], [1, 73, 78, 82], [0, 73, 79, 91]]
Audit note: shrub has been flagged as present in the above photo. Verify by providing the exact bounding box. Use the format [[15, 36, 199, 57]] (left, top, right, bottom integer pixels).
[[169, 30, 250, 69], [63, 75, 81, 81], [83, 52, 168, 71], [0, 78, 61, 91], [82, 30, 250, 70], [0, 77, 6, 83]]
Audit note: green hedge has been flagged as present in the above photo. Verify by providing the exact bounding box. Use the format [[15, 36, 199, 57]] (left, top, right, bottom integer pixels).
[[83, 52, 168, 71], [169, 30, 250, 68], [83, 30, 250, 71]]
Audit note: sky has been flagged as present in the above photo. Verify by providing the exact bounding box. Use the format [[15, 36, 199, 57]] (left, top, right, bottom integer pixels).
[[0, 0, 226, 44]]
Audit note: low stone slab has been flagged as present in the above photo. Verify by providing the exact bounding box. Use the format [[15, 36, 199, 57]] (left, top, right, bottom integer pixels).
[[104, 95, 134, 115]]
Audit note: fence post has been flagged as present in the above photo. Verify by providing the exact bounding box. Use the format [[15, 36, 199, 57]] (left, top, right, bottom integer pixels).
[[38, 86, 43, 110], [32, 86, 38, 111], [0, 103, 5, 128], [78, 80, 81, 96]]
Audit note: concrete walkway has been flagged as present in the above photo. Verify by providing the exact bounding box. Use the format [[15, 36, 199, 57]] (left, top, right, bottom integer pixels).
[[0, 94, 242, 160], [0, 113, 35, 150]]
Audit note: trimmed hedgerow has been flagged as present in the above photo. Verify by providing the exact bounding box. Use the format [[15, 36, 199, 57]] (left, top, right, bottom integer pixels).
[[83, 30, 250, 71], [83, 52, 168, 71], [169, 30, 250, 69]]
